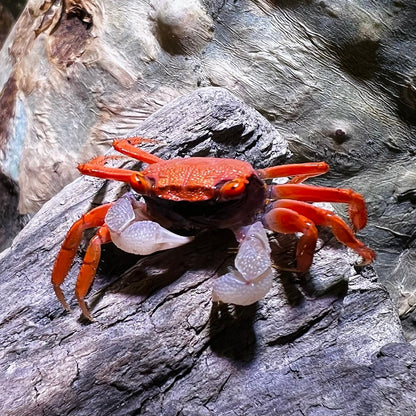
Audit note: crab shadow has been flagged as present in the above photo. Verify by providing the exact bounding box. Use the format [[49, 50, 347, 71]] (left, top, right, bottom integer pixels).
[[86, 225, 347, 362], [86, 228, 260, 361], [208, 302, 258, 363], [93, 228, 235, 298]]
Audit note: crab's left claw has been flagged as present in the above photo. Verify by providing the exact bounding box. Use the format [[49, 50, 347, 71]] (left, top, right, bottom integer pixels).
[[212, 222, 274, 305]]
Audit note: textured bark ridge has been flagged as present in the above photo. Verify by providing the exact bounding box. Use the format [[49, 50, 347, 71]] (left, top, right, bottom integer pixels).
[[2, 0, 416, 339], [1, 88, 415, 416]]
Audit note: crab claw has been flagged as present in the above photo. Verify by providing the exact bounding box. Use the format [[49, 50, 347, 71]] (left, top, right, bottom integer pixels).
[[106, 194, 193, 255], [212, 268, 274, 306], [212, 222, 274, 305]]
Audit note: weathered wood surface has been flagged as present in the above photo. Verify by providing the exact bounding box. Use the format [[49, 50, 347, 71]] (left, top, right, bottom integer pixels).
[[1, 0, 416, 334], [1, 88, 415, 416]]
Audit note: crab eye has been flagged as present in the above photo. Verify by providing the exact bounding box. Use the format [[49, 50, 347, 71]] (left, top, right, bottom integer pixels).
[[130, 173, 151, 194], [220, 179, 247, 199]]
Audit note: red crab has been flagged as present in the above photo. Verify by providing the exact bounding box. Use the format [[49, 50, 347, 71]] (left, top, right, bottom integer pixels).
[[52, 137, 375, 320]]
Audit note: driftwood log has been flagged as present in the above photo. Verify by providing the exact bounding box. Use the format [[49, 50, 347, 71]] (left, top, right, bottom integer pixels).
[[1, 0, 416, 337], [1, 88, 415, 416]]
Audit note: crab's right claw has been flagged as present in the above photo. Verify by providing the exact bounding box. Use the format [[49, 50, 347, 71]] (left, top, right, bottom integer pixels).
[[105, 194, 193, 255], [212, 222, 274, 305]]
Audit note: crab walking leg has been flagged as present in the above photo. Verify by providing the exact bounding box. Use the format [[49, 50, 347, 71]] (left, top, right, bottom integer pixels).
[[79, 138, 163, 183], [112, 137, 163, 164], [272, 200, 376, 264], [271, 183, 368, 231], [78, 155, 140, 182], [75, 225, 112, 321], [263, 207, 319, 272], [258, 162, 329, 184], [52, 203, 114, 311], [212, 222, 274, 305]]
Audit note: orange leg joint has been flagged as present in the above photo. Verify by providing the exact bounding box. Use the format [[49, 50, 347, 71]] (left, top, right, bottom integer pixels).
[[263, 205, 319, 272]]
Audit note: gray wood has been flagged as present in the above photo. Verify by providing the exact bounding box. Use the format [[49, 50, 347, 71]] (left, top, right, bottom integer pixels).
[[1, 88, 415, 416], [1, 0, 416, 334]]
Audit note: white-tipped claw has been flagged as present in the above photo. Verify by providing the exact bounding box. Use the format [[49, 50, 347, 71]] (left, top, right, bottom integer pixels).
[[106, 194, 193, 255], [110, 220, 193, 255], [234, 222, 272, 283], [105, 193, 136, 233], [212, 268, 273, 306], [212, 222, 274, 305]]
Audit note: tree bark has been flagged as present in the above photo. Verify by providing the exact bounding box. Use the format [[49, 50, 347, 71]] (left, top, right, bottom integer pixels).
[[1, 88, 415, 416]]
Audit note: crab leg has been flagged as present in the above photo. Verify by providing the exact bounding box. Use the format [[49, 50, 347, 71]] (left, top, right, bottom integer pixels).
[[51, 203, 114, 312], [75, 225, 112, 321], [258, 162, 329, 183], [269, 200, 376, 266], [112, 137, 163, 164], [271, 183, 368, 231], [263, 206, 319, 272], [78, 137, 163, 181], [78, 155, 139, 182]]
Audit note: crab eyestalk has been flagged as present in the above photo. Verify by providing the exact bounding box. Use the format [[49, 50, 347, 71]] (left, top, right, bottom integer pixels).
[[130, 172, 153, 195], [218, 178, 248, 200]]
